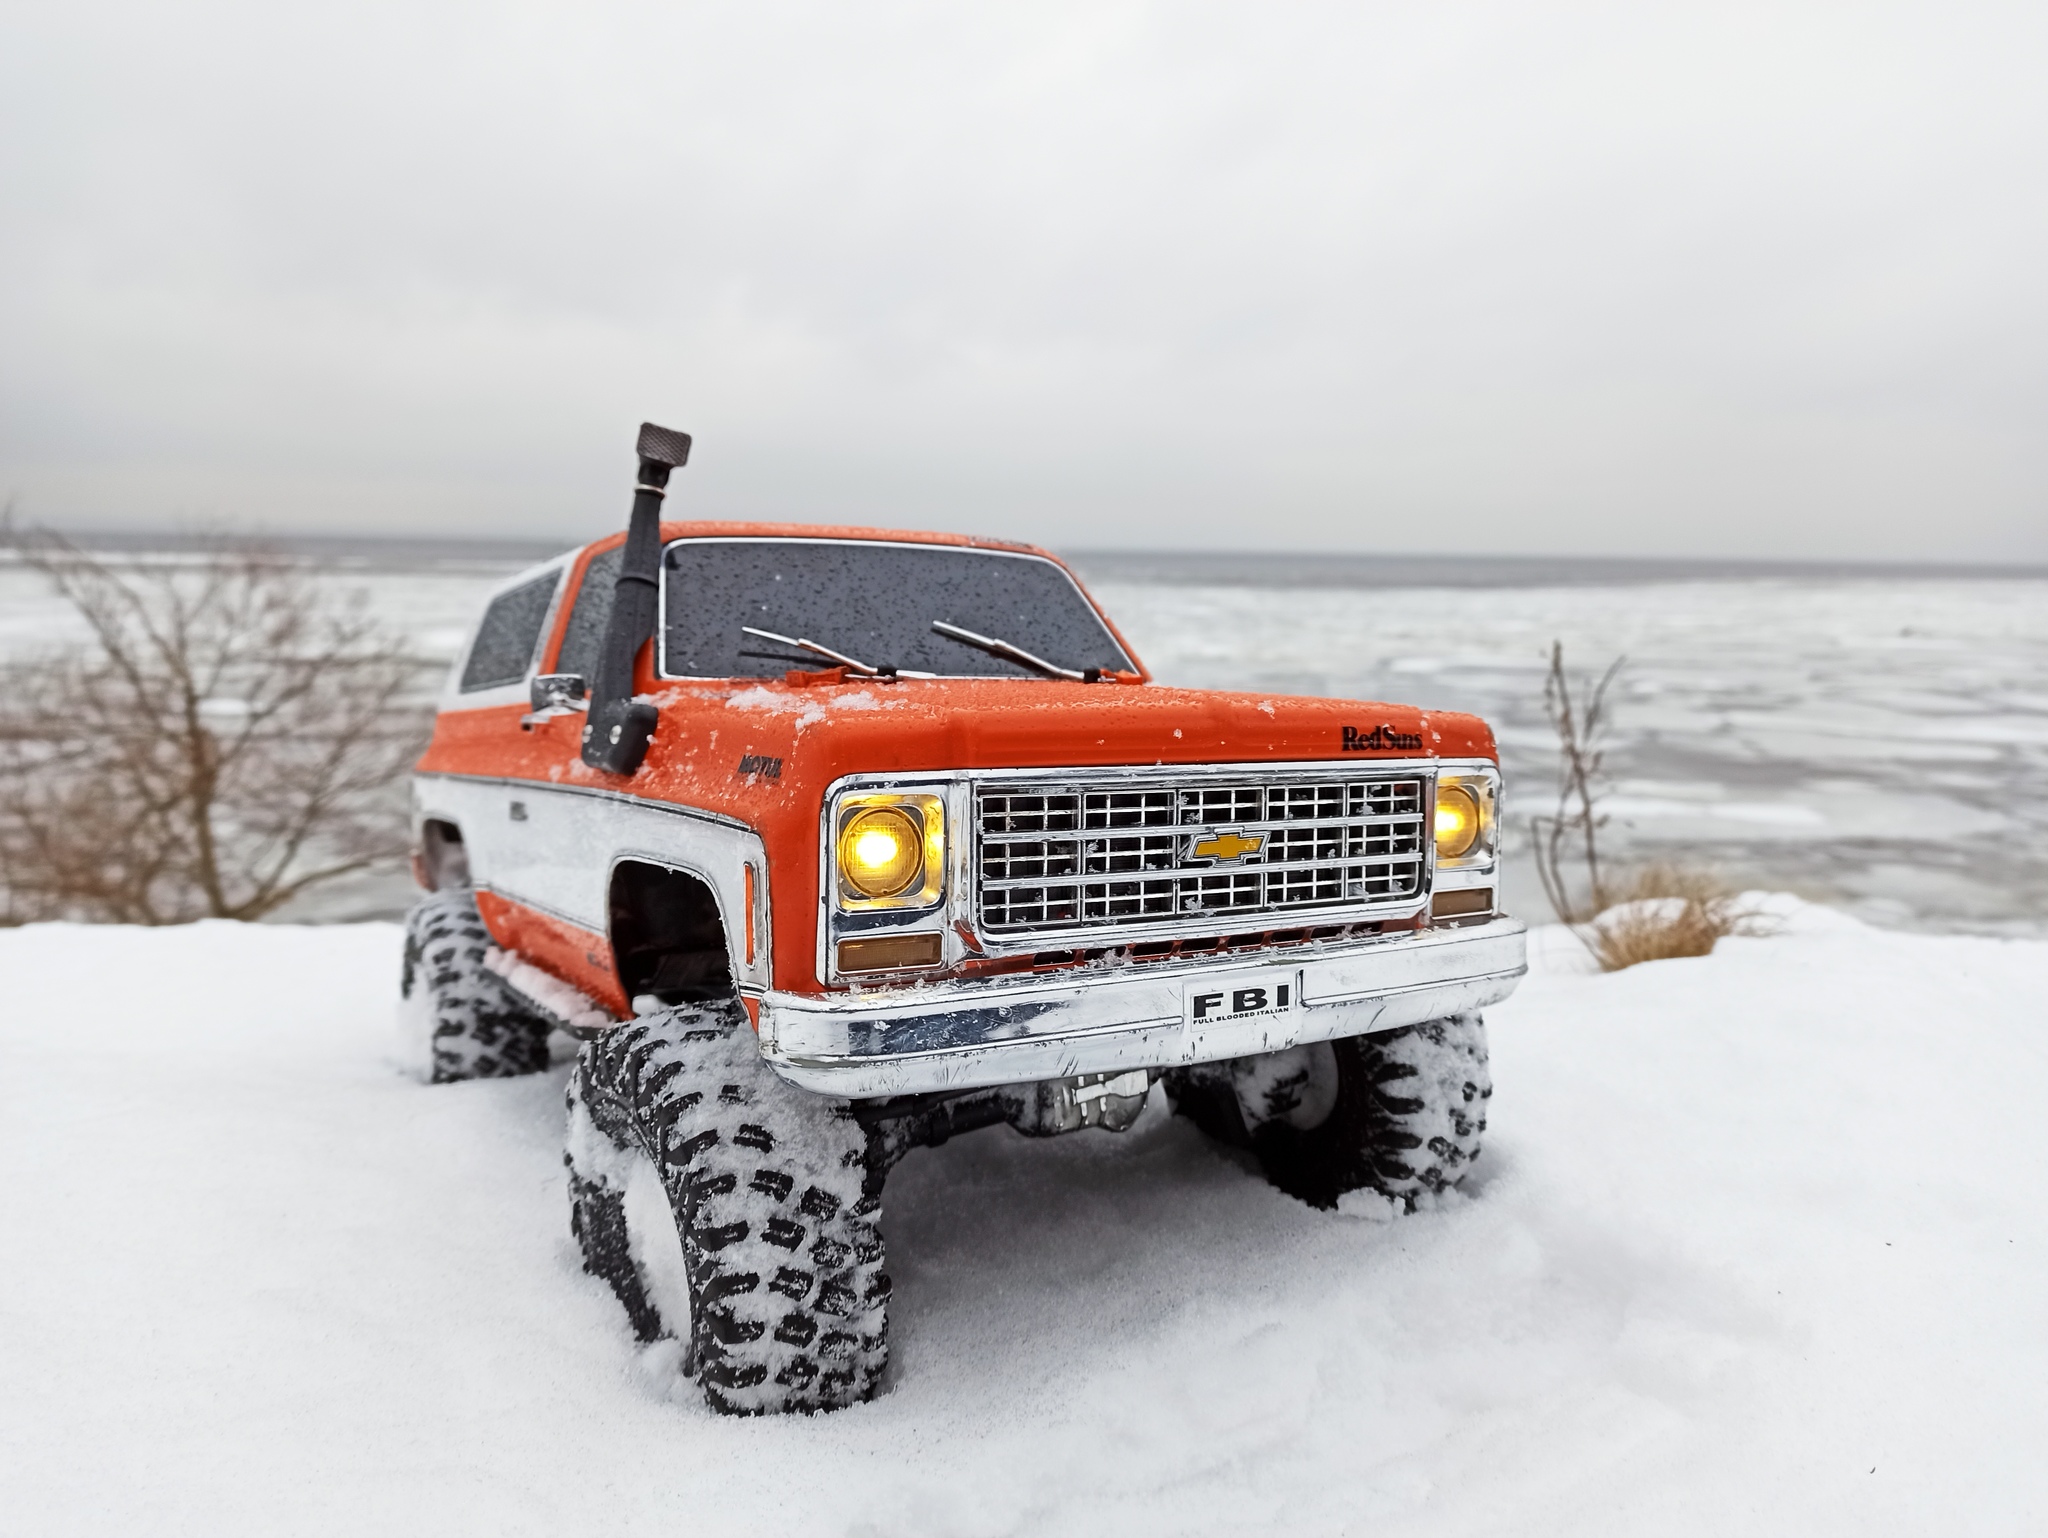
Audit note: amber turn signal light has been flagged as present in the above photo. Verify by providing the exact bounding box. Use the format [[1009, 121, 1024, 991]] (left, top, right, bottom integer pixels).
[[837, 932, 944, 973], [1431, 887, 1494, 919]]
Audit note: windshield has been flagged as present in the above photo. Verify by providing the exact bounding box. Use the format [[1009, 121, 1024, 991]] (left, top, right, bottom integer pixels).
[[659, 538, 1135, 680]]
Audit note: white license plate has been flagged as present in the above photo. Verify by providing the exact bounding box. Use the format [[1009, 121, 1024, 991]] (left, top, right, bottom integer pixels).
[[1182, 966, 1302, 1030]]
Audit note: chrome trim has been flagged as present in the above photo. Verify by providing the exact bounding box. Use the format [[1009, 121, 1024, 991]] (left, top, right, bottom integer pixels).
[[960, 760, 1439, 951], [760, 916, 1527, 1097], [815, 756, 1504, 978], [1424, 757, 1502, 890], [818, 773, 962, 986], [974, 767, 1433, 941], [1433, 763, 1502, 874]]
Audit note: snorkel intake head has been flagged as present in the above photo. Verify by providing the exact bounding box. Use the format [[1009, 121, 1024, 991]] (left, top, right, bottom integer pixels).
[[582, 421, 691, 775]]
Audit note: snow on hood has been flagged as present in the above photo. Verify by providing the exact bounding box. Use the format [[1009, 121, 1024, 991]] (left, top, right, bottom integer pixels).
[[722, 684, 892, 732]]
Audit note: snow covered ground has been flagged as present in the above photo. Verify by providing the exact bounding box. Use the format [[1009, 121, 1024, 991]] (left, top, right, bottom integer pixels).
[[5, 904, 2043, 1536]]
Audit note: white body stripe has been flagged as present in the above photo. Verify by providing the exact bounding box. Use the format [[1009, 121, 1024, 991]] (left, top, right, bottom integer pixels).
[[412, 773, 772, 996]]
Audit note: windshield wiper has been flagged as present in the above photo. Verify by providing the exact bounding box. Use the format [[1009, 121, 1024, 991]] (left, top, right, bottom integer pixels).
[[741, 626, 933, 679], [930, 621, 1102, 681]]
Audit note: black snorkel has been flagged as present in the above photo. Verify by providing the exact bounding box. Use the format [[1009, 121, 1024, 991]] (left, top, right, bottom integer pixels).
[[582, 421, 691, 775]]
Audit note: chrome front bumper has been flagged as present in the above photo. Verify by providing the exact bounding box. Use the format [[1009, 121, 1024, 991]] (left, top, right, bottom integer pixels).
[[758, 917, 1527, 1098]]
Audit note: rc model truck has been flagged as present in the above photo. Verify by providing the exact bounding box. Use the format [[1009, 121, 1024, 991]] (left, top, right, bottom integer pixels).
[[402, 423, 1528, 1415]]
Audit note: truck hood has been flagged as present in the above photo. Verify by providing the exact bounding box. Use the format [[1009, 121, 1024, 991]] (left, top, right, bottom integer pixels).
[[649, 675, 1495, 784]]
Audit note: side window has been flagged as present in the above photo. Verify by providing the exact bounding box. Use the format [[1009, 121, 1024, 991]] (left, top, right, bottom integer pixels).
[[459, 572, 559, 693], [554, 545, 621, 685]]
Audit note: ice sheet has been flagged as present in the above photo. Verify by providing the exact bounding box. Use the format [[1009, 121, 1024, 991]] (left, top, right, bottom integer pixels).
[[5, 554, 2042, 933], [1093, 575, 2048, 935]]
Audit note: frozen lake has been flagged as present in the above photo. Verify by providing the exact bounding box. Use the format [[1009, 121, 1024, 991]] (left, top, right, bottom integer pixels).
[[4, 544, 2043, 936], [1086, 559, 2048, 938]]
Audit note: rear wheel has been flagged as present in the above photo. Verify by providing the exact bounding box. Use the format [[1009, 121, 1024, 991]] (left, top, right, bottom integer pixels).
[[1165, 1014, 1493, 1210], [565, 999, 890, 1415], [399, 889, 553, 1083]]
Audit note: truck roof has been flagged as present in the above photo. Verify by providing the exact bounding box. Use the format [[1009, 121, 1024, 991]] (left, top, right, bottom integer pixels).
[[607, 520, 1059, 560]]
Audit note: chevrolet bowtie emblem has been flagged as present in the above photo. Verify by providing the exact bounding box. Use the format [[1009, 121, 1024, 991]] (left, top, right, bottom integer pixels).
[[1191, 831, 1264, 862]]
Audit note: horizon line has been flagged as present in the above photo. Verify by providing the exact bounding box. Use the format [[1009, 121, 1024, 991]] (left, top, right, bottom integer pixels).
[[10, 526, 2047, 586]]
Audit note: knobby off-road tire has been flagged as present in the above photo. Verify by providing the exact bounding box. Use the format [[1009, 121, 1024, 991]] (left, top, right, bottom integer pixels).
[[399, 889, 553, 1083], [565, 999, 890, 1416], [1166, 1014, 1493, 1211]]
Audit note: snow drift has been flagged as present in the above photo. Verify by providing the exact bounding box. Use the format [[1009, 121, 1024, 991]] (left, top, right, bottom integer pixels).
[[2, 901, 2042, 1535]]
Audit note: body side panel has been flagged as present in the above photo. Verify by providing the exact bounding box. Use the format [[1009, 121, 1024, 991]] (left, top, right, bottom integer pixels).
[[413, 770, 770, 1014]]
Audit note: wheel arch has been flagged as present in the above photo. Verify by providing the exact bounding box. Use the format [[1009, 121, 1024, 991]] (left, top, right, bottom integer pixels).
[[606, 857, 740, 1007], [413, 816, 471, 891]]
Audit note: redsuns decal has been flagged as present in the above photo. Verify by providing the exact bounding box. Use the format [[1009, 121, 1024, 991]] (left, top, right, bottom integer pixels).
[[1343, 723, 1425, 752]]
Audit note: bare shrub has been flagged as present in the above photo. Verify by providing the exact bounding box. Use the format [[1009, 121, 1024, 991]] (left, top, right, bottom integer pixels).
[[0, 526, 432, 924], [1530, 640, 1624, 925], [1583, 865, 1774, 972], [1529, 642, 1772, 970]]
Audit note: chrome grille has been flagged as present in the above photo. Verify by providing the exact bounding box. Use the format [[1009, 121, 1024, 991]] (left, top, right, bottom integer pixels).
[[975, 774, 1429, 934]]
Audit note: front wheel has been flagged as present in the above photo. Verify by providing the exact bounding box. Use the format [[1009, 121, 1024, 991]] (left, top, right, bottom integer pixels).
[[565, 1000, 891, 1415], [1165, 1014, 1493, 1210]]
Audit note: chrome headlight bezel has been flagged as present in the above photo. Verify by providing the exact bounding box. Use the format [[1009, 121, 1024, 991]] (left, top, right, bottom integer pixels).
[[1432, 764, 1501, 874], [821, 776, 963, 984], [833, 791, 947, 911]]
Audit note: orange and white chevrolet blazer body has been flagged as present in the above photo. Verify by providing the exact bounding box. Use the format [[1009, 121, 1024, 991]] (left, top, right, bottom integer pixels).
[[412, 522, 1526, 1100]]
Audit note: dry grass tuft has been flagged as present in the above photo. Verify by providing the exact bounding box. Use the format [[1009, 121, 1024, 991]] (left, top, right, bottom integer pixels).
[[1582, 865, 1775, 973]]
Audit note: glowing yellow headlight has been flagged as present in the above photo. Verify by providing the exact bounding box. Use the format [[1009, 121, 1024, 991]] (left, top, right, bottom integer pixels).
[[840, 808, 923, 898], [834, 793, 946, 907], [1435, 784, 1482, 861]]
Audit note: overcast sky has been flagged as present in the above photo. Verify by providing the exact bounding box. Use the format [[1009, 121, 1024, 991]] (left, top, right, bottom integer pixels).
[[2, 2, 2043, 560]]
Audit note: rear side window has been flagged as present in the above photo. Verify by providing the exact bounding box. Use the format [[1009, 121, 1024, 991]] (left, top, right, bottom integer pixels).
[[459, 572, 559, 692], [553, 545, 622, 685]]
